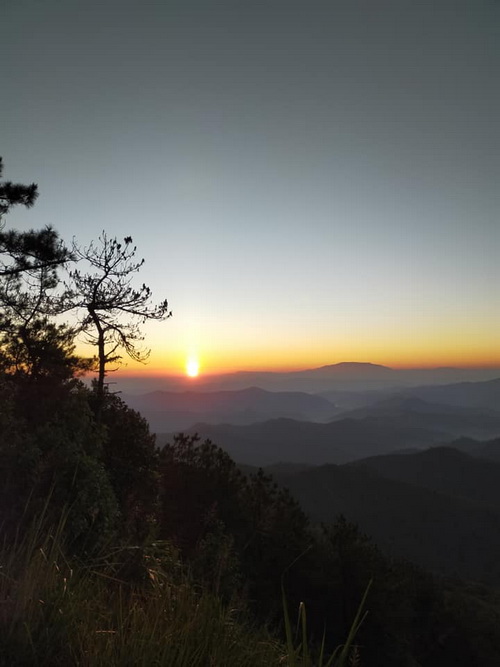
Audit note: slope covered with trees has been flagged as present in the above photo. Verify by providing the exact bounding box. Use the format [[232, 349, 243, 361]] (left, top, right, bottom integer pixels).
[[3, 159, 500, 665]]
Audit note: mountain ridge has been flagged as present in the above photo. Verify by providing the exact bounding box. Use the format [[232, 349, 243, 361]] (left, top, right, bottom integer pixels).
[[168, 416, 445, 466]]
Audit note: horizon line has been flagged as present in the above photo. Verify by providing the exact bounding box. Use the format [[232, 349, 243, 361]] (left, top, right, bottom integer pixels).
[[88, 361, 500, 379]]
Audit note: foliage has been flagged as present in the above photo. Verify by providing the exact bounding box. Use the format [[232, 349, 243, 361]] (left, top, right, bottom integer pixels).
[[98, 392, 160, 541], [158, 434, 312, 618], [0, 158, 70, 278], [0, 318, 90, 381], [159, 434, 248, 552], [240, 466, 312, 619], [0, 158, 79, 384], [0, 156, 38, 218], [0, 378, 119, 550], [0, 517, 285, 667]]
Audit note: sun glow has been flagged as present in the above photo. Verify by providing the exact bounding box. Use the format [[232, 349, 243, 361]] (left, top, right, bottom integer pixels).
[[186, 358, 199, 377]]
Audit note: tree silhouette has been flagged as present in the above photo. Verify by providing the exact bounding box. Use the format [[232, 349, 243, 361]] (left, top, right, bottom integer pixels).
[[69, 232, 171, 414], [0, 159, 77, 379], [0, 158, 70, 278], [0, 156, 38, 218]]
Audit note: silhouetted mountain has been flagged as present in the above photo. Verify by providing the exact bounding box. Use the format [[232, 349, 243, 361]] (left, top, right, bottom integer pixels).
[[444, 436, 500, 462], [185, 362, 397, 393], [202, 364, 500, 393], [402, 378, 500, 412], [476, 438, 500, 462], [349, 446, 500, 510], [123, 386, 336, 432], [334, 396, 500, 440], [168, 417, 444, 466], [113, 364, 500, 395], [275, 457, 500, 582]]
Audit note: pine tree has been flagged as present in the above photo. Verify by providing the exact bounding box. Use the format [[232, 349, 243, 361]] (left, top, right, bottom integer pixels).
[[69, 232, 171, 415]]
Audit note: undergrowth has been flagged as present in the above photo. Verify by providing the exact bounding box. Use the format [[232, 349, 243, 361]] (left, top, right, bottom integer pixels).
[[0, 513, 368, 666]]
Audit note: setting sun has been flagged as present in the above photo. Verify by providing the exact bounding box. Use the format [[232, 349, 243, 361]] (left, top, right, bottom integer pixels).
[[186, 358, 199, 377]]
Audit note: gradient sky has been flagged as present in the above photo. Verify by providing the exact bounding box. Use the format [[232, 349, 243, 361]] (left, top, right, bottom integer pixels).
[[2, 0, 499, 374]]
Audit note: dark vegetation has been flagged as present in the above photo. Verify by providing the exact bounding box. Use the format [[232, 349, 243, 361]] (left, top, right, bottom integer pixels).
[[272, 452, 500, 583], [2, 159, 500, 665]]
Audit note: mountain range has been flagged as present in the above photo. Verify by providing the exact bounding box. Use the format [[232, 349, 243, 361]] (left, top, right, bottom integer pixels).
[[124, 370, 500, 444], [333, 395, 500, 440], [266, 447, 500, 582], [123, 386, 336, 432], [115, 362, 500, 394], [152, 386, 500, 466], [165, 416, 444, 465], [120, 364, 500, 586]]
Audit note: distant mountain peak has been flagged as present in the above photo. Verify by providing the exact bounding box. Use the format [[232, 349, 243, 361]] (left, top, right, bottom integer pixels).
[[317, 362, 392, 370], [307, 362, 394, 378]]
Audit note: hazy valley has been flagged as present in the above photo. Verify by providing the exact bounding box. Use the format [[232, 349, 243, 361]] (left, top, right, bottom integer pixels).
[[119, 363, 500, 587]]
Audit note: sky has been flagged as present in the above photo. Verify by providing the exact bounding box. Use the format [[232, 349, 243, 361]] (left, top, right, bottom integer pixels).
[[1, 0, 499, 375]]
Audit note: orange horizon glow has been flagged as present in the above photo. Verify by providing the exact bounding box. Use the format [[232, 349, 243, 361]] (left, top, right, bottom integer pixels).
[[75, 332, 500, 377], [110, 353, 500, 377], [165, 337, 497, 374]]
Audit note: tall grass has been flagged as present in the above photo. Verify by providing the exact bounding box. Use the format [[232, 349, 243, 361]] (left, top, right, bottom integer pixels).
[[281, 582, 371, 667], [0, 515, 283, 666], [1, 513, 370, 665], [281, 549, 371, 667]]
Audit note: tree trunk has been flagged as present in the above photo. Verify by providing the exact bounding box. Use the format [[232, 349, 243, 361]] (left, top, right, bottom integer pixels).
[[88, 306, 106, 421]]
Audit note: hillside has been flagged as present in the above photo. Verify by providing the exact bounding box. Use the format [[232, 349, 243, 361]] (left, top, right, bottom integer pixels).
[[349, 446, 500, 510], [402, 378, 500, 412], [274, 456, 500, 582], [334, 396, 500, 440], [168, 416, 445, 465]]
